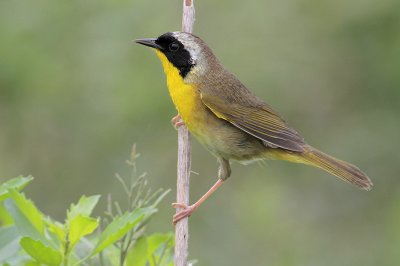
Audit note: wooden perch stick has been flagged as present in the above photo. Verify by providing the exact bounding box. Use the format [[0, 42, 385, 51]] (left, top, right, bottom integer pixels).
[[175, 1, 195, 266]]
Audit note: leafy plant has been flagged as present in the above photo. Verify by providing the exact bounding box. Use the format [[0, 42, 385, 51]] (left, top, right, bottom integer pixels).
[[0, 145, 173, 266]]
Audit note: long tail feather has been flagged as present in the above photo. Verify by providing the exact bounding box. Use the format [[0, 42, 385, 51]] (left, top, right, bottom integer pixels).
[[300, 147, 373, 190]]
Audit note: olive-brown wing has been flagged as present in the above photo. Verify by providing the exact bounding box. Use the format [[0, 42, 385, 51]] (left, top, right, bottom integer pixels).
[[201, 93, 306, 152]]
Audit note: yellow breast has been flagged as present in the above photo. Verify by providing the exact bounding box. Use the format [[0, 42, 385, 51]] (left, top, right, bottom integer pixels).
[[155, 51, 203, 131], [154, 51, 265, 160]]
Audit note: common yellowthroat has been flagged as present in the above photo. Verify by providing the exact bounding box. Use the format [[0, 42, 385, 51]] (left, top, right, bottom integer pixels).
[[135, 32, 373, 224]]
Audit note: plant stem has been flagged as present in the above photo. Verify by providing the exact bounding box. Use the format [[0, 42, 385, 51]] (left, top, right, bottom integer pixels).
[[174, 2, 194, 266], [63, 235, 70, 266]]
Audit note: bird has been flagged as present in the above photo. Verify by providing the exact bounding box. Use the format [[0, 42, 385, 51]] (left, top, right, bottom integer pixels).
[[135, 32, 373, 224]]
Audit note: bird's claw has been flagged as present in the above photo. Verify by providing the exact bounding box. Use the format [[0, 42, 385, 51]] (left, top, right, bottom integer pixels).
[[171, 114, 185, 129], [172, 202, 195, 225]]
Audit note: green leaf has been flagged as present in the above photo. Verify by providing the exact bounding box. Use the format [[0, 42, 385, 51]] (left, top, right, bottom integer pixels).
[[147, 233, 173, 256], [147, 232, 174, 266], [0, 176, 33, 202], [46, 219, 65, 244], [99, 244, 120, 266], [0, 203, 13, 226], [24, 261, 42, 266], [125, 236, 148, 266], [4, 190, 45, 241], [92, 207, 157, 255], [68, 215, 99, 250], [0, 226, 21, 263], [20, 237, 61, 266], [67, 195, 100, 220]]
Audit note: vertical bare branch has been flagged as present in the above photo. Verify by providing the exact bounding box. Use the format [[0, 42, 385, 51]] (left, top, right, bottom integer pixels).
[[174, 127, 191, 266], [182, 0, 195, 33], [175, 1, 195, 266]]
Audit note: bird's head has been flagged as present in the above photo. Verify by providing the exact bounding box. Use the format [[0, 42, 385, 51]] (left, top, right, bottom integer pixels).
[[135, 32, 218, 82]]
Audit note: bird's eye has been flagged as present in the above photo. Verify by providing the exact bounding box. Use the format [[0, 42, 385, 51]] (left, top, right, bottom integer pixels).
[[169, 42, 180, 51]]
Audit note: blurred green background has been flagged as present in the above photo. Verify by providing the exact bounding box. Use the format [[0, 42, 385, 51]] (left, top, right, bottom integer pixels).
[[1, 0, 400, 265]]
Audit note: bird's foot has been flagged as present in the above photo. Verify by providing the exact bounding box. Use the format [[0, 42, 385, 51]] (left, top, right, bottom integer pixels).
[[171, 114, 185, 129], [172, 202, 196, 225]]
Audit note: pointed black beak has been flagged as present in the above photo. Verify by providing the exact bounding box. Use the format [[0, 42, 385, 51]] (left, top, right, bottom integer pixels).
[[134, 38, 162, 50]]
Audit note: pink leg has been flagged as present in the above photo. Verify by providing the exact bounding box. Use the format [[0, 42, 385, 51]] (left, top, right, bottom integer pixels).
[[171, 114, 185, 129], [172, 179, 224, 225]]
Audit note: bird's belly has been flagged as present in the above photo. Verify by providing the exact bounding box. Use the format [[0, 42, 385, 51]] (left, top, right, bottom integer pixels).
[[192, 117, 266, 161], [175, 94, 266, 162]]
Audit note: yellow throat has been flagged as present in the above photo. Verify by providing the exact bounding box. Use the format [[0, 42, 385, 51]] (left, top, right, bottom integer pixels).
[[155, 50, 201, 130]]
